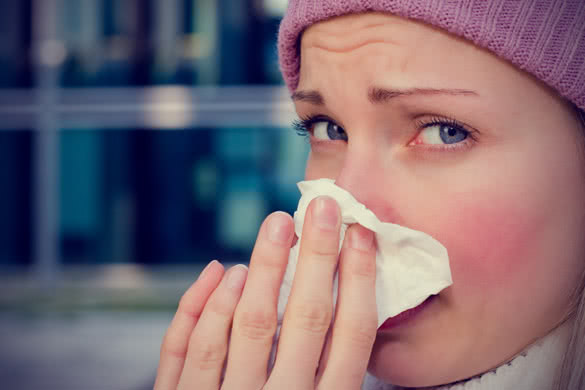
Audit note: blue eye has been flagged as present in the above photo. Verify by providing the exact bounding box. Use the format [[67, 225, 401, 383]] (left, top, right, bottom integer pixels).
[[439, 124, 467, 144], [416, 123, 469, 145], [292, 115, 348, 142], [313, 121, 348, 141]]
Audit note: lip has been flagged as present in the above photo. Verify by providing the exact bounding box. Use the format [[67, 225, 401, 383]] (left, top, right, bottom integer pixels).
[[378, 295, 437, 331]]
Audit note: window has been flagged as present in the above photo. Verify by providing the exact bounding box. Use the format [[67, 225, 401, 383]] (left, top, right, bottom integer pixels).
[[0, 0, 307, 277]]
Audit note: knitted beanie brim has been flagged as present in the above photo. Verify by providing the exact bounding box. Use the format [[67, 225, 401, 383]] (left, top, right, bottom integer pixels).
[[277, 0, 585, 111]]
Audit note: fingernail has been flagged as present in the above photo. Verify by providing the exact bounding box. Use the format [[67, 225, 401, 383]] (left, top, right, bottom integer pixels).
[[267, 212, 292, 245], [349, 226, 374, 251], [312, 196, 339, 231], [197, 260, 218, 281], [226, 264, 248, 291]]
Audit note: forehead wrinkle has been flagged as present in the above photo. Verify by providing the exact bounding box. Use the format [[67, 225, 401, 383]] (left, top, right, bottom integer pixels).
[[303, 22, 403, 55], [308, 39, 400, 54]]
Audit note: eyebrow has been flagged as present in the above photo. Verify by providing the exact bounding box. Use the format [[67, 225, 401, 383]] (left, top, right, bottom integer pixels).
[[291, 87, 479, 105], [291, 90, 325, 105]]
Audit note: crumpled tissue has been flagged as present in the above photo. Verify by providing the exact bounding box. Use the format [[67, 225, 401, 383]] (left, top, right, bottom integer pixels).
[[277, 178, 452, 328]]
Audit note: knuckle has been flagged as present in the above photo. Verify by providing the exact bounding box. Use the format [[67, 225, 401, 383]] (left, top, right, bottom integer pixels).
[[177, 294, 196, 316], [346, 253, 376, 279], [252, 250, 286, 271], [189, 338, 226, 370], [234, 308, 277, 341], [289, 300, 332, 334], [206, 295, 235, 319], [160, 331, 188, 360], [310, 245, 339, 260], [302, 235, 340, 261], [337, 319, 377, 348]]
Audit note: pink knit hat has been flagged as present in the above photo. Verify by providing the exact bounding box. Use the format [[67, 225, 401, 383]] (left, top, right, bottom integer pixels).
[[278, 0, 585, 111]]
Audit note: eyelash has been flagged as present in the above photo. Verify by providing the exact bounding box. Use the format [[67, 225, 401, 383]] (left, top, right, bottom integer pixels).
[[292, 114, 477, 151], [292, 114, 331, 138]]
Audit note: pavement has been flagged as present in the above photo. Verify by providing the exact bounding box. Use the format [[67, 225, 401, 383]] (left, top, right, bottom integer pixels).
[[0, 312, 171, 390]]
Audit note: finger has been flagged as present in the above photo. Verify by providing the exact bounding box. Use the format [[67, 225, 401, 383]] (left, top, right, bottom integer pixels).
[[269, 196, 341, 387], [154, 260, 224, 390], [315, 326, 333, 385], [177, 264, 248, 390], [317, 224, 377, 389], [222, 212, 294, 390]]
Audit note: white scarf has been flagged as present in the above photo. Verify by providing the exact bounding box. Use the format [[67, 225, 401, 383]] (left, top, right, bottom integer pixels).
[[363, 321, 572, 390]]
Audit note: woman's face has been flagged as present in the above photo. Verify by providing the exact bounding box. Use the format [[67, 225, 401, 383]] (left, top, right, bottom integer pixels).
[[294, 12, 585, 387]]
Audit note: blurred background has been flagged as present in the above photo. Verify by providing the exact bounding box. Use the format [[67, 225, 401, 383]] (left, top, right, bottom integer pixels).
[[0, 0, 308, 388]]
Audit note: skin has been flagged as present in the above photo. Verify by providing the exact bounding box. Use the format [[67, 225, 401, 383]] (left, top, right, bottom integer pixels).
[[154, 201, 378, 390], [154, 12, 585, 389]]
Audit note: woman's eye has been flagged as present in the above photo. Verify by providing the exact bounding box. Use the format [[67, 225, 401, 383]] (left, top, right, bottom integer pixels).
[[415, 124, 468, 145], [313, 121, 348, 141]]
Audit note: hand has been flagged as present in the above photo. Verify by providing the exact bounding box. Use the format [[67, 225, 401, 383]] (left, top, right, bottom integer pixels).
[[154, 196, 377, 390]]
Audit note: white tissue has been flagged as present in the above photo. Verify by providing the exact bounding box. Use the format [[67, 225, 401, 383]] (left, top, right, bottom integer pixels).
[[277, 179, 452, 328]]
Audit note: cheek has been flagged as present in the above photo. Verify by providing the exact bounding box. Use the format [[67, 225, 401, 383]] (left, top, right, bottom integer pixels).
[[426, 193, 545, 290]]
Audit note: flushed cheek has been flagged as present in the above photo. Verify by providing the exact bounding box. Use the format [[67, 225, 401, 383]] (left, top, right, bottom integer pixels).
[[426, 194, 548, 292]]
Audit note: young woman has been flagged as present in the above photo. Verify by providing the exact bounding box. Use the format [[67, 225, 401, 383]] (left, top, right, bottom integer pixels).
[[154, 1, 585, 389]]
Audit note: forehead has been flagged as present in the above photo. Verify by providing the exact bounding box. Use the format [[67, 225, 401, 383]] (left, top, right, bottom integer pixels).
[[301, 12, 429, 51], [296, 12, 557, 116], [299, 12, 484, 88]]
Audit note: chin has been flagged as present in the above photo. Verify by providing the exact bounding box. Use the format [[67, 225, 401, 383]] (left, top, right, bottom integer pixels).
[[367, 336, 464, 388]]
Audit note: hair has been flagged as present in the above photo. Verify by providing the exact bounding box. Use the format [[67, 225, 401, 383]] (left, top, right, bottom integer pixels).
[[554, 105, 585, 390]]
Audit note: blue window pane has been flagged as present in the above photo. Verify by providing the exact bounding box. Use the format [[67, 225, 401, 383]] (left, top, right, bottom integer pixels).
[[0, 130, 32, 265], [53, 127, 307, 266]]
